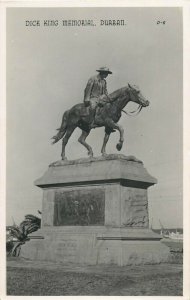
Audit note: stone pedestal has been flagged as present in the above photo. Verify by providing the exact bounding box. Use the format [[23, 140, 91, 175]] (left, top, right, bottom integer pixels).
[[21, 155, 170, 265]]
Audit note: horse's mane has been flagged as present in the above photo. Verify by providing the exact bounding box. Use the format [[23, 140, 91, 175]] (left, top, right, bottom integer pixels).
[[109, 86, 128, 101]]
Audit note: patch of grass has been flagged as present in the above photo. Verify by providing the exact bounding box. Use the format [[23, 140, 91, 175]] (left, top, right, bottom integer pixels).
[[110, 272, 183, 296], [7, 266, 183, 296]]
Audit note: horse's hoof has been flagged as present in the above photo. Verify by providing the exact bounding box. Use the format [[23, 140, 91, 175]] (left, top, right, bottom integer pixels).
[[61, 156, 67, 161], [116, 143, 122, 151], [101, 153, 108, 157], [88, 151, 93, 157]]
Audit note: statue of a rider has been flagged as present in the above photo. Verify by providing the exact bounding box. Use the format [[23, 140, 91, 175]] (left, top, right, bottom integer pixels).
[[83, 67, 114, 127]]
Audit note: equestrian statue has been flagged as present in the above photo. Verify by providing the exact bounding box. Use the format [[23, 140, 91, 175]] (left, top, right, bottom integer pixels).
[[52, 67, 149, 160]]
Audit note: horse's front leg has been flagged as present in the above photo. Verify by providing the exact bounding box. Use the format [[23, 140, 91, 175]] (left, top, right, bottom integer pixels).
[[101, 127, 112, 155], [101, 132, 110, 156], [115, 123, 124, 151], [105, 120, 124, 151]]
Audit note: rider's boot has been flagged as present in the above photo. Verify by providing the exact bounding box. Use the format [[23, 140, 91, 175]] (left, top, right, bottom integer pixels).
[[89, 108, 97, 128]]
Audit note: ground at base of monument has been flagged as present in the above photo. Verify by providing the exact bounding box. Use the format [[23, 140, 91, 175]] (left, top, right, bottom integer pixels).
[[7, 258, 182, 296]]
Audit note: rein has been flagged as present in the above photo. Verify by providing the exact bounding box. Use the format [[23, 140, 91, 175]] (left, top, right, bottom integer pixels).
[[110, 88, 145, 117], [122, 104, 143, 117]]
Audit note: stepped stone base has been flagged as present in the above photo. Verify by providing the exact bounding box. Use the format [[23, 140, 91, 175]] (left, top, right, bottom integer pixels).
[[21, 155, 170, 265], [21, 227, 170, 265]]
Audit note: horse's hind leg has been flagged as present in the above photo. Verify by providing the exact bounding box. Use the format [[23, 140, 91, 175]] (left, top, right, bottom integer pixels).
[[78, 130, 93, 157], [61, 126, 75, 160]]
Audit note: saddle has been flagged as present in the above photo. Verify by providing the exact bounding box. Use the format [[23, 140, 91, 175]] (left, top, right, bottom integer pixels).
[[80, 105, 103, 129]]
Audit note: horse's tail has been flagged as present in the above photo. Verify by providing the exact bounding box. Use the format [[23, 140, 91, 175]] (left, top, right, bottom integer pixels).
[[51, 110, 69, 144]]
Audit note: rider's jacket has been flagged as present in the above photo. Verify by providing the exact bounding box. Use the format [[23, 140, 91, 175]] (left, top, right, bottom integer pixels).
[[84, 74, 108, 105]]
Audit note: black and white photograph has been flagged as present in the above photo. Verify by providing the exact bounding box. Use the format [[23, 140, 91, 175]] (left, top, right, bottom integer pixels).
[[1, 1, 190, 297]]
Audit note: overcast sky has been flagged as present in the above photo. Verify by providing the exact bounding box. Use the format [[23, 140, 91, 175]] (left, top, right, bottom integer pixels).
[[6, 7, 182, 228]]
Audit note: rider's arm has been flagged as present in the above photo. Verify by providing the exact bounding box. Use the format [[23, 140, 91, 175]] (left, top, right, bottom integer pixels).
[[104, 80, 109, 97], [103, 80, 114, 102], [84, 78, 94, 104]]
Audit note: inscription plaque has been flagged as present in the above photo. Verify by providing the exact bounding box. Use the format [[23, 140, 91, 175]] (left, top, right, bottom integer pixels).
[[54, 189, 105, 225], [122, 188, 149, 227], [55, 240, 77, 258]]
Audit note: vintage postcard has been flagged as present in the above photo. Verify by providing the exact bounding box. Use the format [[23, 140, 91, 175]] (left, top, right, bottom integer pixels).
[[0, 0, 189, 299]]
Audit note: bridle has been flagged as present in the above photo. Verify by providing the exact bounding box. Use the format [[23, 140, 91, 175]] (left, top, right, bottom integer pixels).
[[122, 104, 143, 117], [122, 89, 144, 117]]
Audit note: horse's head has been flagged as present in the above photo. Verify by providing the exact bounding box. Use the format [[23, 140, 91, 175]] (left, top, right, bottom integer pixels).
[[127, 84, 149, 107]]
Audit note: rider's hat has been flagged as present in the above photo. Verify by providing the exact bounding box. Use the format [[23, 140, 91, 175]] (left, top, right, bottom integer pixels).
[[96, 67, 112, 74]]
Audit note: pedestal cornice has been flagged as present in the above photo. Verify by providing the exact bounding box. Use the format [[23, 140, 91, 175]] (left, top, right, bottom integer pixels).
[[35, 154, 157, 189]]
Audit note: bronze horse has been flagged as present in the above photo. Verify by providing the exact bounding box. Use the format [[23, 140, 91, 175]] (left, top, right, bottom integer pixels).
[[52, 84, 149, 160]]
